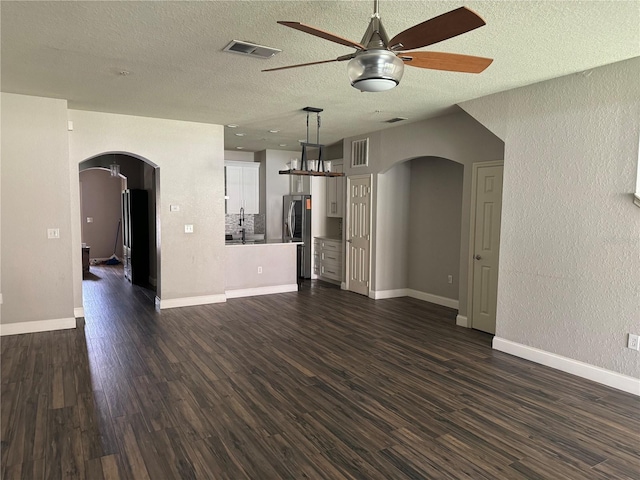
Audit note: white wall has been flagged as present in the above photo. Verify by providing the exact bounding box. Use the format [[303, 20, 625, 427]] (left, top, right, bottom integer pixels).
[[1, 93, 75, 326], [461, 57, 640, 378], [68, 110, 225, 304]]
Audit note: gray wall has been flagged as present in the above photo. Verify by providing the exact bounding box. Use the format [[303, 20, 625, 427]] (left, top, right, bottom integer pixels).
[[1, 93, 75, 325], [460, 57, 640, 378], [342, 111, 505, 315], [374, 161, 410, 291], [408, 158, 463, 299], [79, 169, 124, 259]]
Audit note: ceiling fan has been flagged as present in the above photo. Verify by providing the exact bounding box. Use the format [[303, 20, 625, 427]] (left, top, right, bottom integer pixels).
[[263, 1, 493, 92]]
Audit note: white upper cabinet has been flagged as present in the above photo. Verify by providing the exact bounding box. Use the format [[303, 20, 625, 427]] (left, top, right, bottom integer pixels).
[[326, 160, 344, 218], [225, 161, 260, 214]]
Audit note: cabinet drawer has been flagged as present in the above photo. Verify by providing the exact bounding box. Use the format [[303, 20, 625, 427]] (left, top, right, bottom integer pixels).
[[320, 265, 341, 281], [321, 251, 341, 263], [321, 240, 341, 251]]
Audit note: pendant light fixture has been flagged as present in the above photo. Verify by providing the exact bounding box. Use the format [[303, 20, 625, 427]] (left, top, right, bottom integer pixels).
[[279, 107, 344, 177]]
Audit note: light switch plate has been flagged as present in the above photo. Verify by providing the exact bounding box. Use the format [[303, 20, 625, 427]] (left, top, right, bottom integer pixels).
[[47, 228, 60, 239], [170, 205, 180, 212], [184, 224, 194, 233]]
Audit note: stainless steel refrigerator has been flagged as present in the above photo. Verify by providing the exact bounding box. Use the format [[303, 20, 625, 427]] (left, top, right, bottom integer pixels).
[[283, 194, 312, 279]]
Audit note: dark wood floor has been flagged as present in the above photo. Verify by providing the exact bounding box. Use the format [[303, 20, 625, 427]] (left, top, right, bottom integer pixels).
[[1, 265, 638, 479]]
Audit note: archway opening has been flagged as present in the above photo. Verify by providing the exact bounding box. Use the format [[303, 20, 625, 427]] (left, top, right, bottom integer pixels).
[[79, 153, 159, 315]]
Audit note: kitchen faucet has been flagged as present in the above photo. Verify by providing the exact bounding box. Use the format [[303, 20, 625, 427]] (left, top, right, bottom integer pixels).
[[239, 207, 246, 244]]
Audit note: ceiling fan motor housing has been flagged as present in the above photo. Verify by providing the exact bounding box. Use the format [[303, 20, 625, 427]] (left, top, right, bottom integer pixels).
[[348, 49, 405, 92]]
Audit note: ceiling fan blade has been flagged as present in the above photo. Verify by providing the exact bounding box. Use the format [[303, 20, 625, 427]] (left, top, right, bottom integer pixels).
[[389, 7, 485, 51], [401, 51, 493, 73], [262, 55, 353, 72], [278, 21, 366, 50]]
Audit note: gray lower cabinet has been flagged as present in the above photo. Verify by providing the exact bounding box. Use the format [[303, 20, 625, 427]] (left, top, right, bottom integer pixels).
[[314, 237, 343, 283]]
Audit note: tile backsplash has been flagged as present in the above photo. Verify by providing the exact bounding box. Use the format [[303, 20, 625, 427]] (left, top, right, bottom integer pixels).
[[225, 214, 265, 236]]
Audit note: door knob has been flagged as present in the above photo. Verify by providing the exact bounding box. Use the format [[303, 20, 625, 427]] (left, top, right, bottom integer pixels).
[[347, 239, 352, 243], [474, 254, 482, 260]]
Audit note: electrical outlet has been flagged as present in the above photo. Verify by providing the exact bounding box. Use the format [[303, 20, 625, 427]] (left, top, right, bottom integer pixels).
[[257, 266, 263, 274], [170, 205, 180, 212], [627, 334, 640, 351], [184, 224, 194, 233], [447, 275, 453, 284], [87, 217, 93, 223], [47, 228, 60, 239]]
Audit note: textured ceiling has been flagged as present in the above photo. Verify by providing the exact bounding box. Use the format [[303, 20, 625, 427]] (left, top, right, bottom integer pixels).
[[2, 1, 639, 152]]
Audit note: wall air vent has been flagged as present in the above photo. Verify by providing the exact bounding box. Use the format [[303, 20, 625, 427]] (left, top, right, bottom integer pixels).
[[385, 117, 408, 123], [223, 40, 281, 59], [351, 138, 369, 167]]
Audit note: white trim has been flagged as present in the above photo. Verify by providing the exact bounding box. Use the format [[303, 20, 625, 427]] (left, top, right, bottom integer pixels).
[[633, 193, 640, 208], [341, 282, 347, 290], [0, 317, 76, 336], [74, 307, 84, 318], [407, 290, 459, 309], [225, 284, 298, 299], [367, 288, 459, 309], [369, 288, 407, 299], [156, 294, 227, 310], [456, 314, 469, 327], [0, 293, 3, 304], [493, 337, 640, 396]]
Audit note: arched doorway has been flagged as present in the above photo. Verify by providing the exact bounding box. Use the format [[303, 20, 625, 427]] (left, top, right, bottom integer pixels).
[[78, 153, 160, 312]]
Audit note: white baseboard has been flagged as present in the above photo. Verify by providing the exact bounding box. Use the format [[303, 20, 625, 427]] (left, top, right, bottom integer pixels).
[[341, 282, 347, 290], [226, 284, 298, 299], [456, 314, 469, 327], [155, 294, 227, 310], [368, 288, 459, 309], [407, 290, 459, 309], [493, 337, 640, 396], [369, 288, 407, 299], [148, 276, 157, 287], [0, 317, 76, 336], [74, 307, 84, 318]]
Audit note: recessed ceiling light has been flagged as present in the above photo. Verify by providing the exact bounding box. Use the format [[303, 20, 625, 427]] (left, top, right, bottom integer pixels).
[[269, 129, 280, 133], [279, 144, 287, 147], [236, 146, 244, 150], [235, 133, 246, 137], [119, 70, 131, 76], [226, 124, 239, 128]]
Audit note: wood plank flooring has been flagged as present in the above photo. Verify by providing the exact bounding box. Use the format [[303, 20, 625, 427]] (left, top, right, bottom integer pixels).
[[1, 264, 639, 479]]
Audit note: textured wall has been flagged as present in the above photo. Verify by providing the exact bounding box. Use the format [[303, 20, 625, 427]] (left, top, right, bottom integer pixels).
[[68, 110, 225, 302], [1, 94, 74, 324], [343, 112, 504, 314], [461, 57, 640, 377], [374, 161, 410, 291], [408, 158, 463, 299]]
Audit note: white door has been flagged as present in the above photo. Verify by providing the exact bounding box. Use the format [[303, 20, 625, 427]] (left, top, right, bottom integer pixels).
[[347, 175, 372, 296], [471, 163, 504, 334]]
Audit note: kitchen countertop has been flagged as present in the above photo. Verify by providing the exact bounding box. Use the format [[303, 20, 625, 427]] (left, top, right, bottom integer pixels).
[[225, 239, 302, 246]]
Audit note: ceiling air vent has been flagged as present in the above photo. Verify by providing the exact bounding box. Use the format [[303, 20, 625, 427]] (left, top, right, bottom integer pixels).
[[351, 138, 369, 167], [385, 117, 408, 123], [223, 40, 281, 59]]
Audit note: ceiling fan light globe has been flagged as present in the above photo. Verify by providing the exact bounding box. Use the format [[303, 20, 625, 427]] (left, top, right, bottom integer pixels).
[[347, 50, 404, 92]]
